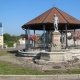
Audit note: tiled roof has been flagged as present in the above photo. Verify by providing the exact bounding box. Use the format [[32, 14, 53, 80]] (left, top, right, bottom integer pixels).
[[22, 7, 80, 30]]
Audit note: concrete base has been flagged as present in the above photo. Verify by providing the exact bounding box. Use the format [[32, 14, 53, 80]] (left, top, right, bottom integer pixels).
[[51, 31, 61, 52], [40, 51, 73, 62], [39, 49, 80, 62], [18, 49, 80, 63], [18, 50, 40, 57]]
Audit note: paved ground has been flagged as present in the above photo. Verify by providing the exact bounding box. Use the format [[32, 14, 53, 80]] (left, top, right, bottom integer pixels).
[[0, 75, 80, 80], [0, 44, 25, 51]]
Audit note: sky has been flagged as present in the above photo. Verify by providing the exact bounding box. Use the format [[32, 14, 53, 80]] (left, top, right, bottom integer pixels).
[[0, 0, 80, 36]]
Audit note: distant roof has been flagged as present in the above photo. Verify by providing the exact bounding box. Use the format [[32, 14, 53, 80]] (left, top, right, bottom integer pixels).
[[22, 7, 80, 30]]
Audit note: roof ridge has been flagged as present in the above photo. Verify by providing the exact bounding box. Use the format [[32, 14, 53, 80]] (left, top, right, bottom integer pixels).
[[55, 7, 69, 24], [56, 7, 80, 23], [42, 8, 53, 23]]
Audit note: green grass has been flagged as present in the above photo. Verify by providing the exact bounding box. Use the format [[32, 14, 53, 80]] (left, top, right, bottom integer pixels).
[[0, 61, 45, 75], [0, 51, 9, 56], [0, 51, 45, 75], [5, 41, 14, 47], [1, 61, 80, 75]]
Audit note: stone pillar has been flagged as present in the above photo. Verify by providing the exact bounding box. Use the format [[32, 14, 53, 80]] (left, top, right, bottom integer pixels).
[[51, 31, 61, 52]]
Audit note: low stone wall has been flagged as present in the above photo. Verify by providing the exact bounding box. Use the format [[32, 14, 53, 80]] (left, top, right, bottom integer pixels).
[[40, 51, 73, 62], [68, 49, 80, 60], [18, 49, 80, 62], [18, 50, 40, 57]]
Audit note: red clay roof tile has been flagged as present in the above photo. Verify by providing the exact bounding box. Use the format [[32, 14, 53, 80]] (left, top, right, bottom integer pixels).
[[22, 7, 80, 30]]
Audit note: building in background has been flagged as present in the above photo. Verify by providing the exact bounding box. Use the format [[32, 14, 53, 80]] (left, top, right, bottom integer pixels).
[[0, 36, 3, 47], [19, 38, 25, 44]]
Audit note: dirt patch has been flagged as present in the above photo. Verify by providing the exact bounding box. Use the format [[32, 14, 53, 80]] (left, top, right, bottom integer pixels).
[[0, 54, 43, 70], [1, 53, 80, 71]]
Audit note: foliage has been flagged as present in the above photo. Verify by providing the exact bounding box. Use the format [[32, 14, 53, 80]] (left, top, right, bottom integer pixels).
[[3, 33, 21, 47], [20, 34, 26, 38], [72, 33, 80, 41], [29, 34, 39, 42], [3, 33, 11, 42], [72, 33, 80, 40], [3, 33, 25, 43], [5, 41, 14, 47]]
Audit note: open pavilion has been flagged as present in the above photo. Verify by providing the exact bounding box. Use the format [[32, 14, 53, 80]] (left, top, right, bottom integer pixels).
[[22, 6, 80, 50]]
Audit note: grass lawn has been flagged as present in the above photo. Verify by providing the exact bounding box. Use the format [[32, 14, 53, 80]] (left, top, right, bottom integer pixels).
[[0, 61, 45, 75], [0, 51, 9, 56], [0, 61, 80, 75], [0, 51, 80, 74]]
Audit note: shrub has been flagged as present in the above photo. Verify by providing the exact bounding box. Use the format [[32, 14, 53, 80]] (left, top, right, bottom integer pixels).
[[5, 41, 14, 47]]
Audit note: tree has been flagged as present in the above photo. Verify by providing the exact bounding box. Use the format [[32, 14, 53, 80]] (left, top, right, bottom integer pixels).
[[3, 33, 11, 42], [20, 34, 25, 38], [3, 33, 20, 43]]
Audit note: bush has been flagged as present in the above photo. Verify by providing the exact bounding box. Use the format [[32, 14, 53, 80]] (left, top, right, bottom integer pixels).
[[5, 41, 14, 47]]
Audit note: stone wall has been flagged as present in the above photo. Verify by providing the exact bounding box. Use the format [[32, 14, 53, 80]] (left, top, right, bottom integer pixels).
[[40, 52, 73, 62]]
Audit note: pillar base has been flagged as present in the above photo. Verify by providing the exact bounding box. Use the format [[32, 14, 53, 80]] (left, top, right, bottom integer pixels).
[[51, 31, 61, 52]]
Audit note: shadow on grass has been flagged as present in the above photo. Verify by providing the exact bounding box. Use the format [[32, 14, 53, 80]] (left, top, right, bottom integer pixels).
[[7, 50, 18, 56]]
